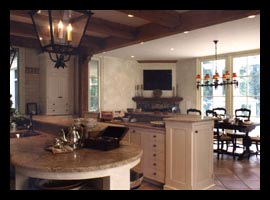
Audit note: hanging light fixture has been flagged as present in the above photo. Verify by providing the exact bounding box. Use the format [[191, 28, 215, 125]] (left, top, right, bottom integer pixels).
[[196, 40, 238, 90], [29, 10, 93, 68], [10, 43, 16, 68]]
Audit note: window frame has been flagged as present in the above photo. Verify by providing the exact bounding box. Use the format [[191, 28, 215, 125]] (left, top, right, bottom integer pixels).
[[88, 58, 101, 112], [197, 49, 260, 119]]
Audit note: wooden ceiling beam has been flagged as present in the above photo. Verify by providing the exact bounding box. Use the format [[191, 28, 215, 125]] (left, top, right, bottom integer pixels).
[[81, 35, 105, 51], [10, 21, 37, 39], [94, 10, 260, 54], [10, 10, 136, 40], [175, 10, 260, 32], [117, 10, 181, 28], [87, 17, 136, 40], [10, 35, 40, 49]]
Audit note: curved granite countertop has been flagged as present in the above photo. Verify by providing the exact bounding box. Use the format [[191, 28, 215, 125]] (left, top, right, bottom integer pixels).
[[10, 131, 142, 173]]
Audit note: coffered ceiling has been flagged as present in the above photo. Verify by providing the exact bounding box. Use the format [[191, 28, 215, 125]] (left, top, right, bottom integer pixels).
[[10, 10, 260, 60]]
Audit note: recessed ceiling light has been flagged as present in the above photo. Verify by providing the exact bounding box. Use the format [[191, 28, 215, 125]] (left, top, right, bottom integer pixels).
[[247, 15, 256, 19], [39, 37, 43, 41], [128, 14, 134, 18], [170, 48, 174, 51], [184, 31, 189, 34], [102, 52, 106, 54], [140, 42, 144, 45], [131, 55, 135, 58]]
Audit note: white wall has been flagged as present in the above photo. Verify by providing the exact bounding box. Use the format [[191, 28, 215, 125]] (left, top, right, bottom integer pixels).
[[176, 58, 198, 114], [100, 56, 140, 111]]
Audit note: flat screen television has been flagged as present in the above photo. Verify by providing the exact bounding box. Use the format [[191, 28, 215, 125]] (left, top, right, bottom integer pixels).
[[143, 70, 172, 90]]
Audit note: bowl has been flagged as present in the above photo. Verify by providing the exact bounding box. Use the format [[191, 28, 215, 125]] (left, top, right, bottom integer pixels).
[[135, 108, 142, 112], [122, 118, 130, 123], [127, 108, 134, 113]]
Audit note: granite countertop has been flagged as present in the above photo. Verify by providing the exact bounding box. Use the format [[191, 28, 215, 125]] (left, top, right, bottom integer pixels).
[[10, 131, 142, 173], [33, 115, 165, 131], [164, 115, 214, 122], [109, 121, 165, 131]]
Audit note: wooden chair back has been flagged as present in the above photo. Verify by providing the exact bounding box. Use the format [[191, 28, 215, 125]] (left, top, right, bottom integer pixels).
[[187, 108, 201, 116], [235, 108, 251, 121]]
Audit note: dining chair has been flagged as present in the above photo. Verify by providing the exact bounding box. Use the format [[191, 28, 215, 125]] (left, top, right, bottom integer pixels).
[[235, 108, 251, 121], [205, 110, 217, 117], [206, 109, 233, 159], [186, 108, 201, 115], [250, 136, 260, 156], [227, 108, 251, 159], [213, 107, 227, 118]]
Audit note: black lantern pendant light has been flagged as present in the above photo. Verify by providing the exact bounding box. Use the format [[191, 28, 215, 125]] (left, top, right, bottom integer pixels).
[[29, 10, 93, 68]]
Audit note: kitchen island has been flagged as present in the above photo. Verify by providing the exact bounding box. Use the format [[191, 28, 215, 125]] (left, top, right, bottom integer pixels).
[[25, 114, 215, 189], [10, 132, 142, 190], [164, 115, 214, 190]]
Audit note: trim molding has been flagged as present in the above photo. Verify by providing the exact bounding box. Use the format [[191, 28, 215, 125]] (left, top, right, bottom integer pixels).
[[137, 60, 177, 63]]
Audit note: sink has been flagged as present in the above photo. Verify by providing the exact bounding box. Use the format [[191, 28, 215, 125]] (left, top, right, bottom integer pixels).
[[10, 131, 41, 138]]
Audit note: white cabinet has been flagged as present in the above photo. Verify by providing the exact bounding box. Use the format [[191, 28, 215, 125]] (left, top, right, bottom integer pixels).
[[137, 128, 165, 183], [141, 129, 165, 183], [39, 54, 74, 115], [128, 127, 142, 170], [164, 118, 214, 190], [123, 126, 165, 183]]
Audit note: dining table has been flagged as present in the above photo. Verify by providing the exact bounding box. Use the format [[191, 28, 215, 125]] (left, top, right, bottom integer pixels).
[[214, 120, 260, 160]]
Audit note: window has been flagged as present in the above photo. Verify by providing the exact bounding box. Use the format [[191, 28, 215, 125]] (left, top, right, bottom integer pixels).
[[88, 59, 100, 112], [199, 52, 260, 136], [232, 55, 260, 122], [200, 59, 226, 115], [10, 48, 19, 112]]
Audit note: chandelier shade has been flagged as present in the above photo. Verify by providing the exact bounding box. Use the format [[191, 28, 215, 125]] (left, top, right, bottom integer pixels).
[[29, 10, 92, 68], [196, 40, 238, 90]]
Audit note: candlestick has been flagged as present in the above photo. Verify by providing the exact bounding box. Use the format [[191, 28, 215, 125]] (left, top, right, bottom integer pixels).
[[67, 23, 72, 42], [58, 20, 64, 39]]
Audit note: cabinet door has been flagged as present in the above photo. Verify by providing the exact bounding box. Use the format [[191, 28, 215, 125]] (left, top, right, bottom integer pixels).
[[129, 128, 141, 147], [192, 123, 214, 188], [129, 128, 142, 170], [141, 130, 165, 183], [47, 75, 70, 115]]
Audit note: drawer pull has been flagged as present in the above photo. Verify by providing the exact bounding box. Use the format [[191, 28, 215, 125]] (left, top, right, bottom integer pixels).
[[52, 110, 55, 112], [53, 103, 55, 105], [153, 144, 157, 147], [153, 163, 156, 166], [132, 130, 136, 133], [153, 135, 156, 138], [58, 96, 62, 98], [153, 172, 156, 175], [153, 154, 156, 157]]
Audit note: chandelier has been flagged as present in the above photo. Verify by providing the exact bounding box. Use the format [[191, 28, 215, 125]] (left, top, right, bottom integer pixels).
[[29, 10, 92, 68], [10, 44, 16, 68], [196, 40, 238, 90]]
